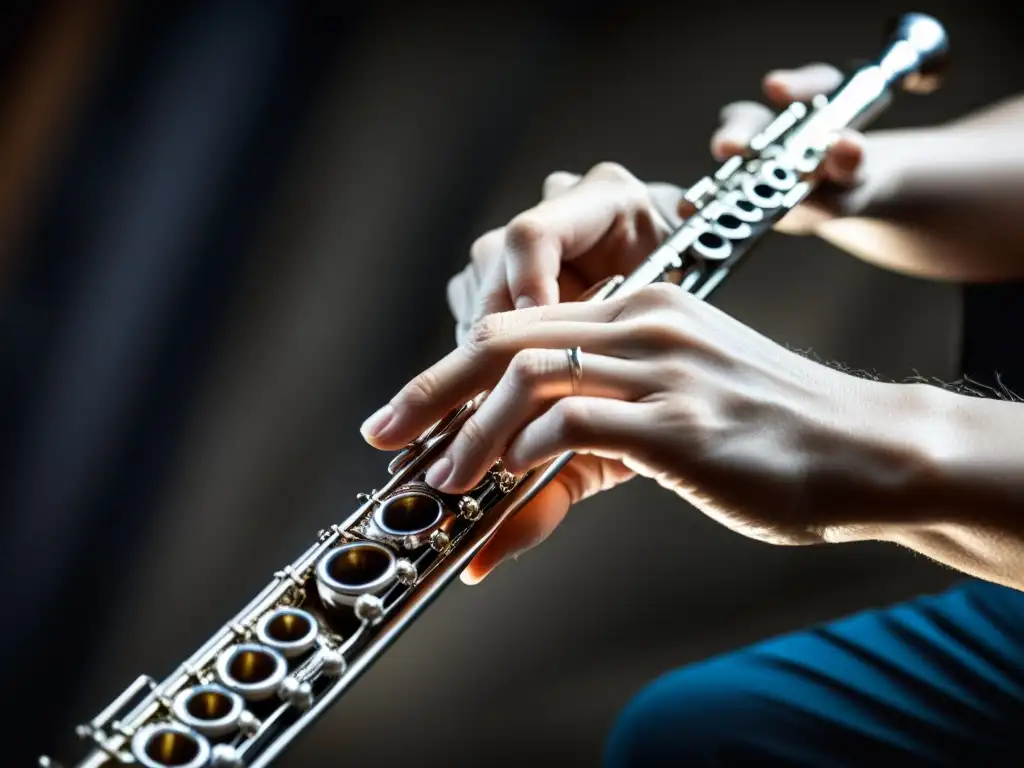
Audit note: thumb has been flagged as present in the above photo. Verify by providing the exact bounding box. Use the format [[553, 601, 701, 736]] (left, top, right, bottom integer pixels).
[[774, 130, 867, 235], [461, 477, 572, 584], [821, 129, 866, 187]]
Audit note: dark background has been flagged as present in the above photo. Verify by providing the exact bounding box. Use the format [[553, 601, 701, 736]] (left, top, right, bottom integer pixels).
[[3, 0, 1022, 765]]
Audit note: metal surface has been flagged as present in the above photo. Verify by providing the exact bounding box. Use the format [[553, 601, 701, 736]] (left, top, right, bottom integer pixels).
[[39, 12, 949, 767]]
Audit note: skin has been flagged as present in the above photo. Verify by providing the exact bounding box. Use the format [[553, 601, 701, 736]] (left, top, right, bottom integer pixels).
[[361, 64, 1024, 591]]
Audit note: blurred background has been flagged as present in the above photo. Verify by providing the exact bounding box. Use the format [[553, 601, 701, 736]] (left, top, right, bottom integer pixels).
[[4, 0, 1023, 765]]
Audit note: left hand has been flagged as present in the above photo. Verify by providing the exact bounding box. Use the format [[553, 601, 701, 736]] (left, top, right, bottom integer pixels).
[[361, 283, 919, 584]]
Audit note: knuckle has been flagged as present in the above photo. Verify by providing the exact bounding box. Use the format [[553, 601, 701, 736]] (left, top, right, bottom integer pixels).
[[590, 162, 648, 205], [543, 170, 563, 186], [505, 213, 548, 252], [586, 161, 634, 183], [543, 170, 576, 195], [466, 312, 508, 350], [626, 316, 689, 350], [551, 398, 591, 442], [635, 282, 686, 309], [660, 359, 693, 387], [508, 348, 553, 391], [400, 368, 442, 407]]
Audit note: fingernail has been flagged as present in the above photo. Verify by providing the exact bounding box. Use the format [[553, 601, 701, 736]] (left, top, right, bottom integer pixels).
[[360, 404, 394, 440], [425, 456, 453, 489], [515, 295, 536, 310]]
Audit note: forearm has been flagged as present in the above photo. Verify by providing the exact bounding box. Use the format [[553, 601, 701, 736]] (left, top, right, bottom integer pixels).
[[835, 382, 1024, 591], [814, 96, 1024, 281]]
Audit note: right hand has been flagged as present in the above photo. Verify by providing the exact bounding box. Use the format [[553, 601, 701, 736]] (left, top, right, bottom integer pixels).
[[713, 62, 885, 236]]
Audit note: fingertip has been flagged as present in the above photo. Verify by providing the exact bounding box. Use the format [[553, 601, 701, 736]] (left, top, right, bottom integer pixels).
[[765, 63, 843, 105], [460, 566, 487, 586], [542, 170, 579, 199], [763, 71, 792, 105], [713, 102, 774, 160], [424, 456, 454, 491], [710, 133, 744, 162], [833, 132, 864, 164], [463, 544, 503, 584], [360, 404, 395, 444], [512, 275, 558, 311], [825, 132, 865, 185]]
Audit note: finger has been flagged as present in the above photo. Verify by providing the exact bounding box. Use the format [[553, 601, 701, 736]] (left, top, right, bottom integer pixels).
[[455, 229, 503, 340], [502, 396, 654, 475], [646, 182, 687, 227], [459, 227, 515, 333], [821, 129, 865, 187], [462, 173, 581, 327], [424, 350, 660, 494], [711, 101, 775, 160], [502, 162, 649, 310], [361, 285, 672, 450], [361, 285, 693, 449], [469, 227, 505, 284], [447, 270, 469, 325], [361, 313, 641, 450], [456, 271, 480, 345], [773, 130, 866, 235], [463, 451, 636, 584], [461, 477, 572, 585], [542, 170, 581, 199], [471, 251, 517, 321], [763, 63, 844, 106], [503, 396, 655, 477]]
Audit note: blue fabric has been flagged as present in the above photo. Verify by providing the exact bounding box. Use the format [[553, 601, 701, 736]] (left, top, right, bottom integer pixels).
[[605, 579, 1024, 766]]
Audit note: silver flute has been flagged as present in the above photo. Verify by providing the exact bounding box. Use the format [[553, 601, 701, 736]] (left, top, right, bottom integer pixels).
[[40, 12, 949, 768]]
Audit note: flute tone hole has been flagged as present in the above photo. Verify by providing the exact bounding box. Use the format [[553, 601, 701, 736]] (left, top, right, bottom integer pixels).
[[378, 493, 443, 535], [185, 690, 233, 721], [228, 649, 278, 685], [266, 612, 313, 644], [144, 730, 201, 766]]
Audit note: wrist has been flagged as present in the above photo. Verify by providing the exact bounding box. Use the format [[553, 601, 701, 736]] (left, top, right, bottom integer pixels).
[[838, 380, 1024, 539], [810, 378, 961, 543], [915, 383, 1024, 526], [857, 381, 1024, 588]]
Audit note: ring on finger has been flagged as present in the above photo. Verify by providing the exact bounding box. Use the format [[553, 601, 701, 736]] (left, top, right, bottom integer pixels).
[[566, 346, 583, 395]]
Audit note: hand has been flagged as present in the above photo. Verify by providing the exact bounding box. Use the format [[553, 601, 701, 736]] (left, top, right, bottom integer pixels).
[[713, 63, 889, 235], [362, 284, 921, 584], [446, 162, 685, 345], [446, 64, 888, 348]]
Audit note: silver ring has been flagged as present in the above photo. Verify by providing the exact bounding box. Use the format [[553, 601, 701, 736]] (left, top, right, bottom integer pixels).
[[566, 346, 583, 395]]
